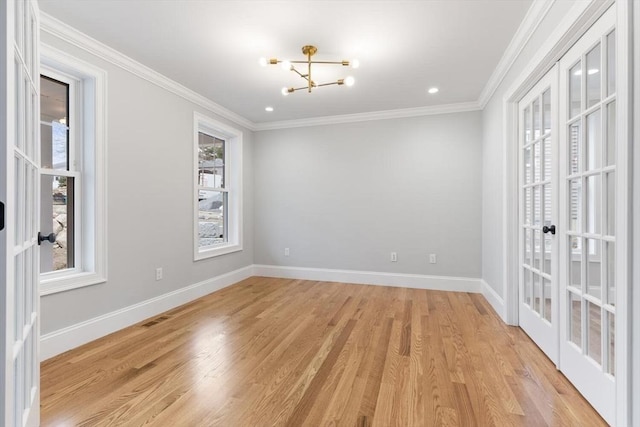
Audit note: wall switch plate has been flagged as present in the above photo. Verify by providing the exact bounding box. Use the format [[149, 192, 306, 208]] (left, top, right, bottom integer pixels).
[[390, 252, 397, 262], [156, 268, 163, 281], [284, 247, 290, 256], [429, 254, 437, 264]]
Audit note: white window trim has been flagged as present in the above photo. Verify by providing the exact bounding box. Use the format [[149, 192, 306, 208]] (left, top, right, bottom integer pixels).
[[193, 112, 243, 260], [40, 44, 107, 295]]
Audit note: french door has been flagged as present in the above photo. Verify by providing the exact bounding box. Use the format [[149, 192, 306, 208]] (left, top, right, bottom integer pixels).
[[518, 66, 559, 364], [1, 0, 41, 426], [519, 6, 619, 425], [558, 6, 617, 424]]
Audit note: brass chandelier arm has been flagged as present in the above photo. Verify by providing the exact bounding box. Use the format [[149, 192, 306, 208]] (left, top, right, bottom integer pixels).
[[286, 60, 349, 65], [264, 45, 356, 95], [287, 79, 345, 92]]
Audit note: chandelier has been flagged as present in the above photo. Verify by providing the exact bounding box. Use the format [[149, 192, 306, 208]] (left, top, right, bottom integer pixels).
[[260, 45, 359, 95]]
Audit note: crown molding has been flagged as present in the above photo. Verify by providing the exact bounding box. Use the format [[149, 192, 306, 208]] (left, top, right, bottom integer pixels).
[[40, 2, 547, 132], [254, 101, 482, 131], [477, 0, 555, 108], [40, 12, 257, 131]]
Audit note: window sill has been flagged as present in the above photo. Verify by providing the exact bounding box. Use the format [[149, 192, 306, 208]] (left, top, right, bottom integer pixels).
[[195, 243, 242, 261], [40, 272, 107, 296]]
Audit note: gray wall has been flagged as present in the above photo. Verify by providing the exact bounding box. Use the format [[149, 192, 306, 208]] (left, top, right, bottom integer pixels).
[[253, 112, 482, 278], [40, 32, 254, 335], [481, 0, 580, 297]]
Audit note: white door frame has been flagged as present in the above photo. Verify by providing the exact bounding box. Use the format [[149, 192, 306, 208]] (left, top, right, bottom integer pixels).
[[502, 0, 633, 424], [632, 4, 640, 426], [0, 0, 12, 419]]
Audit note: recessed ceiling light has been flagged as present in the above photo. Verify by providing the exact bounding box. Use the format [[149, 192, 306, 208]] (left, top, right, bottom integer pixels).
[[428, 87, 439, 94], [265, 106, 274, 112]]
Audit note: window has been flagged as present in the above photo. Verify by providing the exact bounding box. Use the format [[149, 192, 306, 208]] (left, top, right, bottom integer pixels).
[[194, 113, 242, 259], [39, 46, 106, 295]]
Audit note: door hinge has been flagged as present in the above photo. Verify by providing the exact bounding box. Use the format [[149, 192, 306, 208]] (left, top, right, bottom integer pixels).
[[0, 201, 4, 231]]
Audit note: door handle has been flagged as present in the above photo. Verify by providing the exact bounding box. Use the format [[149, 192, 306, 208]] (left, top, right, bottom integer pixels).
[[542, 225, 556, 235], [38, 232, 56, 245]]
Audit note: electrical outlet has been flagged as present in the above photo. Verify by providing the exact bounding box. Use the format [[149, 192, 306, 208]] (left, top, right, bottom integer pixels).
[[429, 254, 437, 264], [284, 247, 290, 256], [155, 267, 163, 281], [390, 252, 397, 262]]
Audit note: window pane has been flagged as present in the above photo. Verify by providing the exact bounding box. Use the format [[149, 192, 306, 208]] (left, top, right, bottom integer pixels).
[[570, 291, 582, 347], [542, 89, 551, 134], [606, 101, 616, 166], [533, 142, 541, 182], [543, 137, 551, 181], [198, 190, 227, 247], [569, 62, 582, 118], [587, 301, 602, 365], [586, 43, 601, 108], [14, 253, 23, 341], [586, 109, 601, 171], [569, 121, 581, 174], [569, 179, 582, 231], [606, 242, 615, 307], [533, 229, 541, 270], [198, 133, 225, 189], [533, 274, 541, 314], [607, 312, 615, 375], [586, 239, 601, 300], [533, 186, 540, 226], [543, 234, 552, 275], [570, 237, 582, 289], [524, 187, 531, 226], [524, 105, 531, 142], [607, 30, 616, 96], [524, 268, 531, 306], [40, 175, 75, 273], [543, 277, 552, 323], [533, 97, 541, 139], [15, 61, 23, 150], [524, 146, 531, 185], [586, 175, 601, 235], [606, 171, 615, 236], [40, 76, 69, 170], [15, 156, 22, 244], [524, 228, 532, 266]]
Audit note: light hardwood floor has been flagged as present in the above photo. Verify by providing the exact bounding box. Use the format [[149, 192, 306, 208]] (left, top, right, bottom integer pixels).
[[41, 277, 607, 426]]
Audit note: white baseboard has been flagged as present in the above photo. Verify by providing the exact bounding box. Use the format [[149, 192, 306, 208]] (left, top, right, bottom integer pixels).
[[40, 265, 254, 361], [41, 264, 485, 361], [253, 264, 482, 293], [481, 279, 507, 322]]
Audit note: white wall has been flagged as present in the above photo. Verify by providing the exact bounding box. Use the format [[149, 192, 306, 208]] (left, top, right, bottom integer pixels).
[[481, 0, 580, 298], [39, 32, 254, 335], [253, 111, 482, 279]]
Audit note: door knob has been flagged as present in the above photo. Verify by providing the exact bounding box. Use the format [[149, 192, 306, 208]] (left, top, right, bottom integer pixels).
[[38, 232, 56, 245], [542, 225, 556, 235]]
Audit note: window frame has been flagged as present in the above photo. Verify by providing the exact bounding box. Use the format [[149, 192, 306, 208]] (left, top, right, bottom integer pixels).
[[39, 69, 81, 278], [40, 44, 107, 295], [193, 112, 243, 260]]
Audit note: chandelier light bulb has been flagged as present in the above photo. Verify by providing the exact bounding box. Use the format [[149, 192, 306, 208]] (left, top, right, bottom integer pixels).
[[345, 76, 355, 87], [281, 87, 290, 96], [258, 57, 268, 67], [351, 59, 360, 69], [281, 60, 291, 71]]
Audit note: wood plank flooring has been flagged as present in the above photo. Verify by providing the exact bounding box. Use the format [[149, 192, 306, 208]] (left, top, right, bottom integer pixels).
[[41, 277, 607, 426]]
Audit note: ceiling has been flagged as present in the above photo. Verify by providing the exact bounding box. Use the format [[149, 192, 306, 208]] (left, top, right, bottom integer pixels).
[[38, 0, 533, 124]]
